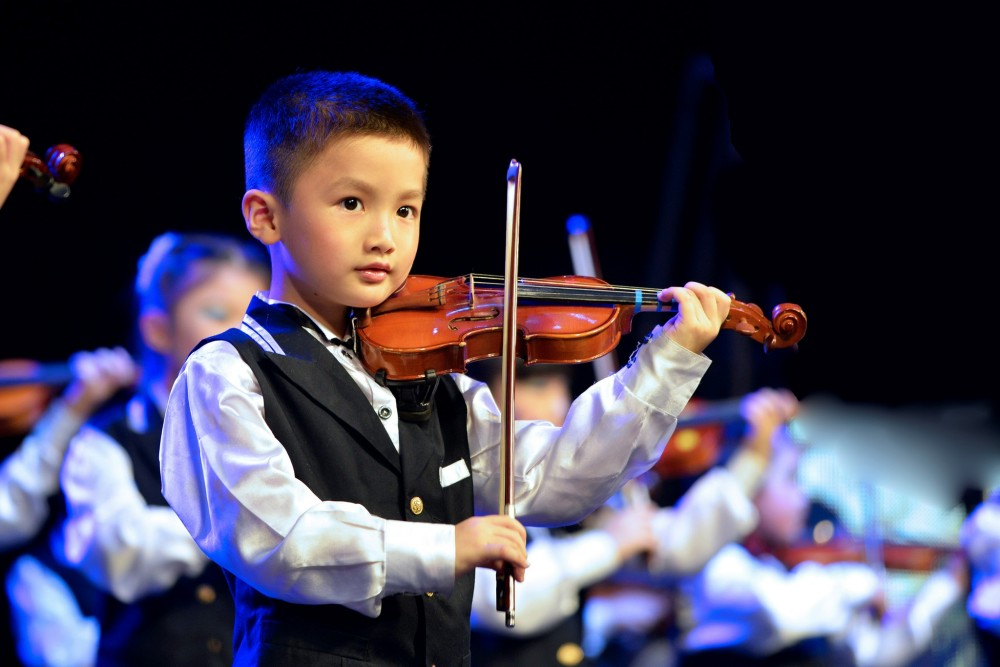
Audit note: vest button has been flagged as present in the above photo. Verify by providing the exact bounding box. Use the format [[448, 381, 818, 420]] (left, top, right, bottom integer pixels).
[[409, 496, 424, 515], [378, 406, 392, 419], [207, 637, 223, 654], [425, 591, 435, 597], [195, 584, 217, 604]]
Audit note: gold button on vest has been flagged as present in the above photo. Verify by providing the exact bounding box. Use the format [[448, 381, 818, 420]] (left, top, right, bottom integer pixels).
[[409, 496, 424, 515]]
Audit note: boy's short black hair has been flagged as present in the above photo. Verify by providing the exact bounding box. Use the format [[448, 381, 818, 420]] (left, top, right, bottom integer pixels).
[[244, 70, 432, 205]]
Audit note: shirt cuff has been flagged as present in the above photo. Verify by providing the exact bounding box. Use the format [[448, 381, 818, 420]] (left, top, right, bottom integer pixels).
[[617, 326, 711, 417], [384, 519, 455, 596]]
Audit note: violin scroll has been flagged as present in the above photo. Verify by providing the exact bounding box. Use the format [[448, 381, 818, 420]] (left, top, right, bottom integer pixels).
[[19, 143, 82, 201], [725, 298, 807, 351]]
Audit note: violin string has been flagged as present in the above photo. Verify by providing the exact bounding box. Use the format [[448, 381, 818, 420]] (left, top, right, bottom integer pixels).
[[466, 274, 665, 306]]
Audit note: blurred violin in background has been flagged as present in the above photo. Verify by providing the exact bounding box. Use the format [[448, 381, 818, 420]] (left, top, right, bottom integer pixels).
[[0, 359, 72, 437], [19, 143, 81, 200], [773, 535, 964, 572]]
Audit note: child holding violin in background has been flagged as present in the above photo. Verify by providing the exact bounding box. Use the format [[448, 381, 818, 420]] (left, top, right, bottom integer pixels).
[[466, 364, 796, 667], [1, 121, 141, 667], [157, 68, 734, 666], [582, 386, 798, 667], [6, 231, 270, 667], [672, 405, 969, 667], [0, 348, 137, 667]]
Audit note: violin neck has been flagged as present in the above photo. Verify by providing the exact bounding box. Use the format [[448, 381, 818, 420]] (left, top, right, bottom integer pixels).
[[469, 274, 671, 314], [0, 362, 73, 388]]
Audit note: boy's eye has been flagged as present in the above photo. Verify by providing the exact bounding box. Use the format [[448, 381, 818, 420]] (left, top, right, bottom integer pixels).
[[397, 205, 415, 219], [342, 198, 362, 212]]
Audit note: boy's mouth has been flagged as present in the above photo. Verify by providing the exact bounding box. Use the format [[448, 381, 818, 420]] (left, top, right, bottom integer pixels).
[[358, 264, 390, 282]]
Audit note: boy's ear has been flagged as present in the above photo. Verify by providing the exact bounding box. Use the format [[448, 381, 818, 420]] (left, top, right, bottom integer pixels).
[[138, 309, 172, 354], [243, 189, 281, 245]]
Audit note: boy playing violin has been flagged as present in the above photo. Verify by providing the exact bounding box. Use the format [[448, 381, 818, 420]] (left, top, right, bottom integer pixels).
[[158, 69, 732, 666]]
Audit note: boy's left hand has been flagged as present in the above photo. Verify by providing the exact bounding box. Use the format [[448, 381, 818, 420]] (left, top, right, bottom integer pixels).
[[657, 282, 731, 354]]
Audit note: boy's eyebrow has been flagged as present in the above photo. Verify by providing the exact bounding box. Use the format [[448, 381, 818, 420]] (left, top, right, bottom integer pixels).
[[331, 177, 425, 200]]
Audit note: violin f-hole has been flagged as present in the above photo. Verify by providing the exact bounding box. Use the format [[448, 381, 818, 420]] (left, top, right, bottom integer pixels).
[[449, 307, 500, 330]]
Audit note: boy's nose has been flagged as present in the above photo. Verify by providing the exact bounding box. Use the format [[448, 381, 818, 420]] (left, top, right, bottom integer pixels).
[[366, 216, 396, 253]]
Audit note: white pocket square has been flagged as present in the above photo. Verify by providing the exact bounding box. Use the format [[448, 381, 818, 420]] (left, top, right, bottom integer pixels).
[[439, 459, 470, 487]]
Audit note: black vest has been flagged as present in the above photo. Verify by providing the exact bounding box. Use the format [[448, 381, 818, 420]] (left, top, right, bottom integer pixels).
[[90, 391, 235, 667], [204, 297, 475, 666]]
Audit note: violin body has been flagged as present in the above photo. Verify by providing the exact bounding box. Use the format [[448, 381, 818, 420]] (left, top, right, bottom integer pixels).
[[356, 274, 628, 382], [356, 274, 808, 383], [774, 538, 961, 572]]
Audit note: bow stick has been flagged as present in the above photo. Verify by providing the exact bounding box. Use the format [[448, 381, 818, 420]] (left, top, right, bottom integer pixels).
[[496, 159, 522, 627]]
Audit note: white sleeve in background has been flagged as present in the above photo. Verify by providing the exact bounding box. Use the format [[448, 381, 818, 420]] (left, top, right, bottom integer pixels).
[[0, 400, 85, 550], [680, 544, 881, 657], [57, 425, 208, 603], [962, 500, 1000, 575], [968, 574, 1000, 635], [471, 526, 620, 637], [5, 553, 98, 667], [647, 467, 759, 576], [849, 567, 964, 667]]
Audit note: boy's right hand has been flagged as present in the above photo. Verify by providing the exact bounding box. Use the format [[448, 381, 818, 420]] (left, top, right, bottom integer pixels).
[[455, 515, 528, 581], [62, 346, 139, 419]]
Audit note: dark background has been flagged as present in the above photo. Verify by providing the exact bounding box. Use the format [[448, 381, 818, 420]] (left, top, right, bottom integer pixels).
[[1, 4, 995, 441]]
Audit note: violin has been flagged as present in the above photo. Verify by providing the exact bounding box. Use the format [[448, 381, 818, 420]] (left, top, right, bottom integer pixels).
[[774, 536, 963, 573], [0, 359, 72, 437], [19, 143, 81, 200], [355, 274, 807, 383]]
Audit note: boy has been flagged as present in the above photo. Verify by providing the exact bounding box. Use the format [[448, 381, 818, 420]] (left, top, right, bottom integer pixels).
[[159, 69, 732, 666]]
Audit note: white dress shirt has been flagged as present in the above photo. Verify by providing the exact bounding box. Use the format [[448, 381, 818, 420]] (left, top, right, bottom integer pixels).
[[159, 296, 712, 619]]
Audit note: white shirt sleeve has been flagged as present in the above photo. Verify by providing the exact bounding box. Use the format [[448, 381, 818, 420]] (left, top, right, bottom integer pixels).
[[160, 323, 710, 618], [646, 467, 759, 576], [57, 424, 208, 603], [0, 400, 85, 551], [466, 324, 711, 526], [5, 553, 99, 667]]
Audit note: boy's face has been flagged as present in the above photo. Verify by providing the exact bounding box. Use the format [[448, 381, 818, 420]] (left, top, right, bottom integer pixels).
[[267, 134, 426, 324]]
